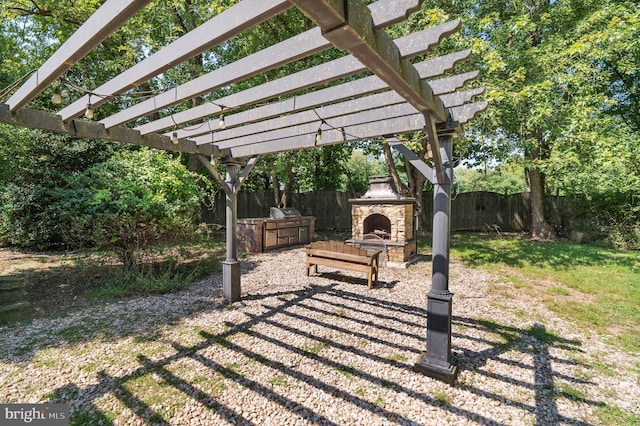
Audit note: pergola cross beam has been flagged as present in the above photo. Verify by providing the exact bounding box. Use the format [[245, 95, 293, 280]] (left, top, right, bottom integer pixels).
[[0, 104, 214, 156], [290, 0, 447, 121], [139, 21, 463, 137]]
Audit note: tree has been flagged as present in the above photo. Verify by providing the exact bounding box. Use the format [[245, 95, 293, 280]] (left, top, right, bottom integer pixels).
[[343, 150, 386, 196], [454, 161, 526, 195], [412, 0, 639, 239]]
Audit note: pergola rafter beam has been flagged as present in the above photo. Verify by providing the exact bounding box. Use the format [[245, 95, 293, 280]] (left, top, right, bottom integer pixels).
[[430, 71, 480, 96], [6, 0, 151, 112], [167, 47, 470, 141], [221, 100, 487, 159], [225, 113, 427, 158], [100, 27, 329, 128], [57, 0, 293, 122], [214, 102, 419, 149], [438, 87, 485, 108], [449, 101, 489, 124], [197, 91, 407, 146], [135, 19, 462, 136], [100, 0, 438, 129], [196, 85, 483, 147]]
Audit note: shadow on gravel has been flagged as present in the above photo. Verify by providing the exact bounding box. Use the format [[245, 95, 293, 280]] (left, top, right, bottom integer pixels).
[[0, 260, 259, 363], [311, 271, 400, 290], [33, 281, 609, 425], [453, 316, 599, 426]]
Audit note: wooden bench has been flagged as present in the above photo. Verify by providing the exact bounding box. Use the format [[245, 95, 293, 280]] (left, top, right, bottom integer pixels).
[[305, 241, 382, 289]]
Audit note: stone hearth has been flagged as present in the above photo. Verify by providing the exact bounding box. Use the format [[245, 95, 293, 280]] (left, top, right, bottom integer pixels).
[[348, 177, 417, 267]]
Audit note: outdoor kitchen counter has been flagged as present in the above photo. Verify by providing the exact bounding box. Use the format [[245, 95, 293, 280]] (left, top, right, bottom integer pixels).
[[237, 214, 315, 253]]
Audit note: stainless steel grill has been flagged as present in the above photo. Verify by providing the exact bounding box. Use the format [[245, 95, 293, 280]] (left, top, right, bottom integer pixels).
[[270, 207, 302, 219]]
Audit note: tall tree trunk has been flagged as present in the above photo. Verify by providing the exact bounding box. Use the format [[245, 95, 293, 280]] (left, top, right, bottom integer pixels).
[[272, 174, 280, 206], [526, 139, 557, 239], [276, 153, 295, 207], [381, 142, 409, 195], [382, 139, 428, 231], [407, 161, 427, 232], [527, 166, 556, 239], [279, 164, 294, 208]]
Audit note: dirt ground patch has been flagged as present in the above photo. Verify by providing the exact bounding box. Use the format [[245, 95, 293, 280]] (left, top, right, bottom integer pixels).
[[0, 249, 110, 317]]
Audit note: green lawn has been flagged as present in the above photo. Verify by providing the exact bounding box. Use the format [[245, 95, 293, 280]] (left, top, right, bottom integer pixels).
[[422, 233, 640, 354]]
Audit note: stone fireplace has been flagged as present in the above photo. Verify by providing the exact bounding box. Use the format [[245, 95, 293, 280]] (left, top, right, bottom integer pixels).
[[348, 177, 417, 267]]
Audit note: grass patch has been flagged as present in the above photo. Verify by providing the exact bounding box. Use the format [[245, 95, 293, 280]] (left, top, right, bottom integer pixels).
[[373, 396, 386, 408], [121, 372, 187, 420], [333, 307, 347, 317], [435, 234, 640, 355], [226, 362, 241, 372], [596, 403, 640, 426], [548, 286, 570, 296], [354, 387, 366, 397], [554, 382, 586, 402], [526, 324, 561, 345], [267, 375, 287, 387], [302, 341, 328, 356], [69, 410, 115, 426], [56, 324, 95, 344], [88, 247, 221, 300], [513, 309, 529, 319], [433, 390, 451, 405], [336, 365, 356, 379], [387, 353, 407, 364]]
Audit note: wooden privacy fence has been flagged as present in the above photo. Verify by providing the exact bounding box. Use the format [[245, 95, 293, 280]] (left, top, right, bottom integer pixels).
[[202, 189, 566, 233]]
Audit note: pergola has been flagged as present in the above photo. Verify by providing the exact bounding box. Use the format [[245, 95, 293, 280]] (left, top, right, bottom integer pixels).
[[0, 0, 486, 384]]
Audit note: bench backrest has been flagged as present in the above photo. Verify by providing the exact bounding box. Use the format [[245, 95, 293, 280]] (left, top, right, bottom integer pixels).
[[307, 241, 368, 257]]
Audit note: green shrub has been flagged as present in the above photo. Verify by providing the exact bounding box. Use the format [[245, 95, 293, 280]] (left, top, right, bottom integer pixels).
[[0, 128, 117, 248], [54, 149, 207, 270], [566, 191, 640, 250]]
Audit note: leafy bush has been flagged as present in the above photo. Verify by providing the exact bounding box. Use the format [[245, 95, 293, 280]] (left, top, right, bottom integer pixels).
[[53, 149, 207, 270], [0, 128, 117, 248], [566, 191, 640, 250]]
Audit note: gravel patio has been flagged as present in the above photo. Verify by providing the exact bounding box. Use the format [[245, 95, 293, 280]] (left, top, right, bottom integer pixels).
[[1, 246, 638, 425]]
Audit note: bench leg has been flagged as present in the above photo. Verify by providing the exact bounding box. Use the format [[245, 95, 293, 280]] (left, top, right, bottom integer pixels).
[[305, 262, 318, 276], [368, 259, 378, 289]]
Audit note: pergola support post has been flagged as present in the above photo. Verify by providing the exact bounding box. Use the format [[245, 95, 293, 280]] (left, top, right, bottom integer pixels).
[[222, 159, 242, 302], [198, 155, 259, 303], [414, 133, 459, 385]]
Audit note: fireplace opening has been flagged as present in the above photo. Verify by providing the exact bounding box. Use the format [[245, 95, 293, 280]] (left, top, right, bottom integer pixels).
[[363, 214, 391, 240]]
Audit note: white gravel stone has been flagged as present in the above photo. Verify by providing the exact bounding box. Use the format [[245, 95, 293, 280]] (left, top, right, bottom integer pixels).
[[1, 247, 639, 425]]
